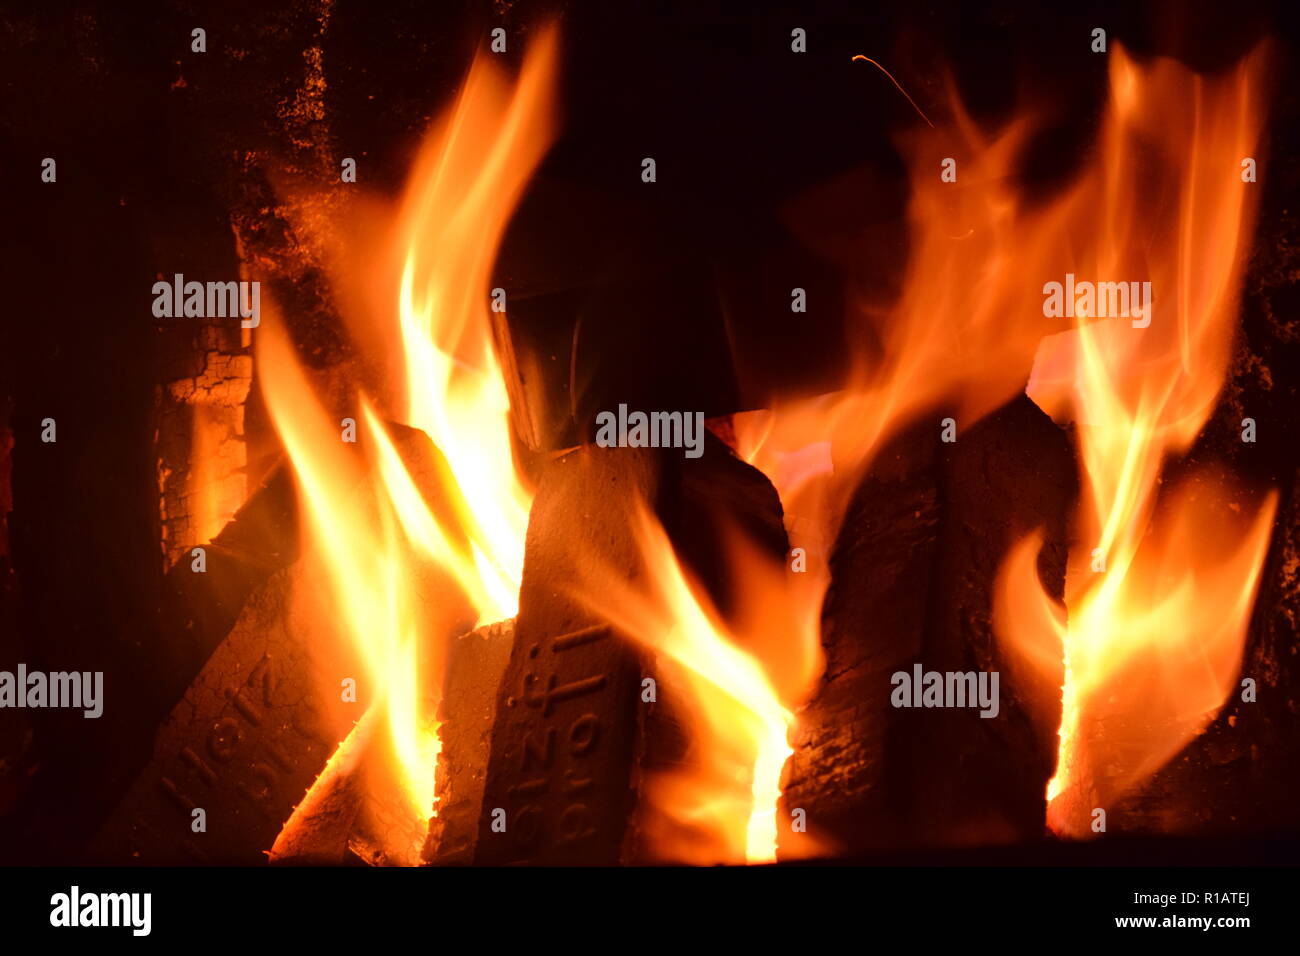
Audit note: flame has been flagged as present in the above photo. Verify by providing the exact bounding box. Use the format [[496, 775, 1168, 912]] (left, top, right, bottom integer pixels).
[[260, 320, 438, 845], [262, 27, 558, 859], [995, 46, 1276, 836], [575, 503, 823, 864], [391, 37, 558, 622], [730, 52, 1091, 858], [736, 65, 1076, 523], [733, 56, 1095, 578], [735, 45, 1276, 848]]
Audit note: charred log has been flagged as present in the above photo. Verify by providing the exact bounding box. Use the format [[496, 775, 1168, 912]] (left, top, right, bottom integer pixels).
[[425, 619, 517, 865], [780, 394, 1076, 855], [92, 564, 352, 865], [473, 433, 788, 865]]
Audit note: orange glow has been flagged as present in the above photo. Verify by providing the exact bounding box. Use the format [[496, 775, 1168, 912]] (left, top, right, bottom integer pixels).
[[189, 402, 246, 549], [995, 46, 1276, 837], [735, 54, 1080, 539], [260, 317, 439, 859], [731, 48, 1090, 859], [736, 44, 1276, 847], [574, 503, 823, 864], [391, 35, 558, 622], [263, 27, 559, 860]]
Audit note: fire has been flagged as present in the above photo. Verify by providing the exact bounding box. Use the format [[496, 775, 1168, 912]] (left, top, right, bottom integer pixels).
[[730, 52, 1095, 858], [734, 54, 1094, 564], [735, 44, 1277, 847], [253, 20, 1275, 862], [260, 320, 439, 853], [261, 27, 558, 859], [995, 46, 1277, 836], [575, 503, 823, 864], [390, 38, 558, 622]]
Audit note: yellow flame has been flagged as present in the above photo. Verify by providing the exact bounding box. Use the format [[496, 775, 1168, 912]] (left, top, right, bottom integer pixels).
[[575, 503, 821, 864], [260, 319, 438, 827], [391, 32, 558, 620], [263, 26, 559, 859], [996, 46, 1276, 836]]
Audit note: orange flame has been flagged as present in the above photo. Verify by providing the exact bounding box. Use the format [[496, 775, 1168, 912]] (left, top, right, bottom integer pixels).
[[575, 503, 823, 864], [995, 46, 1276, 836], [262, 27, 558, 859], [737, 44, 1276, 848], [260, 319, 439, 853], [390, 34, 558, 622], [735, 54, 1082, 539], [731, 53, 1084, 859]]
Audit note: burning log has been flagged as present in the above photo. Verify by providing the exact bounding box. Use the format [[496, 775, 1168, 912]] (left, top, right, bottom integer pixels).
[[473, 433, 788, 865], [268, 704, 428, 867], [779, 394, 1076, 855], [156, 338, 254, 571], [91, 565, 353, 864], [267, 618, 517, 867], [150, 461, 299, 725], [99, 415, 476, 864], [424, 619, 516, 865], [264, 707, 376, 867]]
